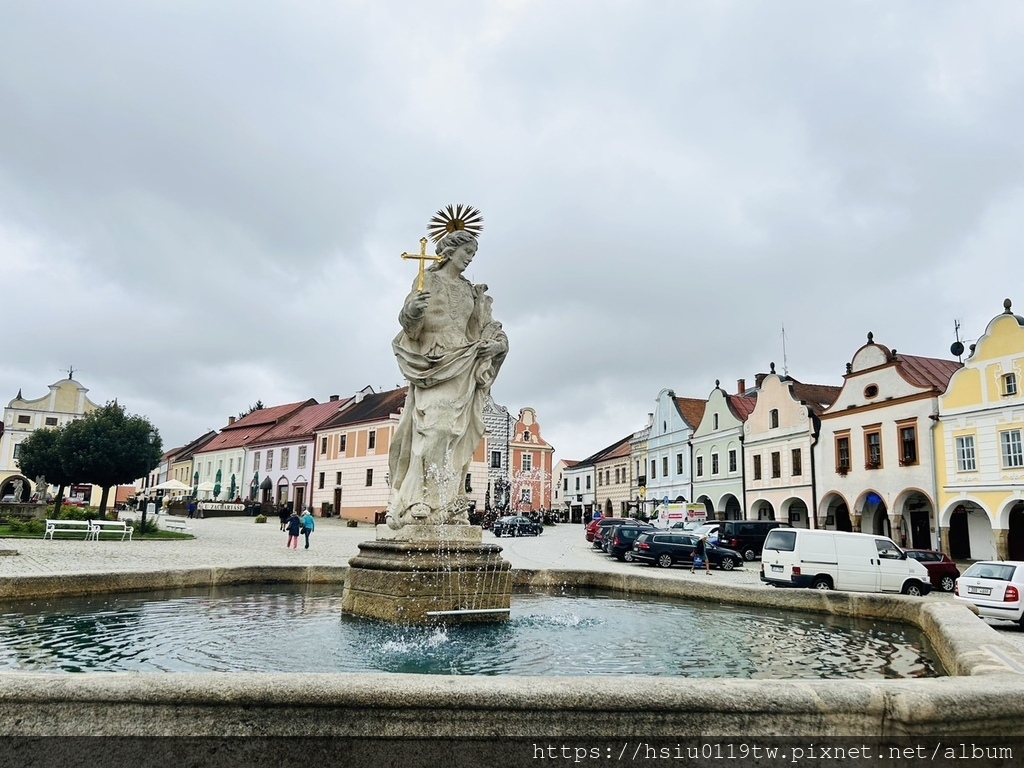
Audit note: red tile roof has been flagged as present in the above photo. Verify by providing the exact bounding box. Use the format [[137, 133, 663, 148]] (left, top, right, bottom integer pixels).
[[250, 398, 354, 446], [578, 434, 633, 466], [726, 394, 757, 420], [322, 388, 408, 428], [789, 382, 843, 415], [197, 400, 314, 453], [896, 354, 962, 392], [675, 397, 707, 429]]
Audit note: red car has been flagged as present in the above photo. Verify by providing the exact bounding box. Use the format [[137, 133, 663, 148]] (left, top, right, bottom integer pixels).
[[585, 517, 630, 543], [904, 549, 960, 592]]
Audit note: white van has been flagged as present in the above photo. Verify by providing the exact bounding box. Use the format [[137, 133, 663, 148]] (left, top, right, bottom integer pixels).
[[760, 528, 932, 596]]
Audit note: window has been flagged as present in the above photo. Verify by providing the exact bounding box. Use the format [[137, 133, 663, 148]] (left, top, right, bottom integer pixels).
[[335, 471, 342, 486], [605, 470, 610, 485], [753, 455, 762, 480], [12, 443, 21, 460], [676, 454, 683, 475], [522, 454, 532, 472], [712, 453, 719, 475], [339, 434, 347, 453], [728, 450, 737, 473], [650, 459, 656, 479], [253, 452, 260, 472], [713, 414, 719, 430], [662, 456, 668, 477], [836, 435, 851, 473], [955, 435, 977, 472], [864, 384, 879, 398], [791, 448, 802, 476], [318, 472, 325, 489], [365, 468, 373, 486], [585, 476, 591, 490], [17, 415, 29, 424], [865, 429, 882, 469], [696, 456, 704, 477], [266, 452, 273, 471], [769, 409, 779, 429], [563, 478, 568, 492], [45, 417, 57, 426], [614, 468, 620, 484], [229, 458, 235, 474], [465, 474, 472, 492], [320, 437, 328, 454], [1005, 373, 1018, 396], [280, 448, 289, 470], [899, 425, 918, 466], [491, 450, 501, 469], [521, 487, 532, 504], [575, 477, 580, 491], [598, 472, 603, 487], [1002, 429, 1024, 469], [298, 446, 307, 468], [368, 431, 376, 450], [523, 430, 531, 442], [771, 451, 781, 478]]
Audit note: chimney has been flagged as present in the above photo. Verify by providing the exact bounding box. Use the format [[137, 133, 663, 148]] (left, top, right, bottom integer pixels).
[[354, 391, 365, 403], [228, 416, 236, 425], [647, 412, 654, 426], [754, 373, 768, 389], [737, 379, 746, 395], [329, 394, 339, 402]]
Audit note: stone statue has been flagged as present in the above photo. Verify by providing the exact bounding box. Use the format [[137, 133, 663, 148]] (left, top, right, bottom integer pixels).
[[35, 476, 46, 498], [387, 224, 508, 529], [11, 479, 23, 502]]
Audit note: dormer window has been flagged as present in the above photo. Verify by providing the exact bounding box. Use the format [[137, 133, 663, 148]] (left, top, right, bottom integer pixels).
[[523, 430, 531, 442], [769, 409, 779, 429], [1005, 373, 1018, 396]]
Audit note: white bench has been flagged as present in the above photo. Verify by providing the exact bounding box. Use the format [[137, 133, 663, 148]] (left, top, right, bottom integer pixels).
[[162, 518, 192, 534], [43, 519, 93, 540], [88, 519, 134, 542]]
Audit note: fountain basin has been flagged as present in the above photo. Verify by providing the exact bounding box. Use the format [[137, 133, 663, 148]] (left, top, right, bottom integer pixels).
[[0, 565, 1021, 736]]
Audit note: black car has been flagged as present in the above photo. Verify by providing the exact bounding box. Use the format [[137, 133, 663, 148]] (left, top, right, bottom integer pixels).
[[592, 518, 631, 549], [631, 532, 743, 571], [605, 523, 655, 561], [716, 520, 792, 561], [491, 515, 543, 537]]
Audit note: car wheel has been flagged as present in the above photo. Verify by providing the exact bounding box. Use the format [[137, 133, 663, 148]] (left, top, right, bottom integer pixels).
[[615, 553, 625, 562], [657, 553, 673, 569], [743, 548, 756, 561], [902, 581, 924, 597], [940, 575, 955, 593], [624, 551, 635, 563], [812, 576, 832, 590], [720, 557, 736, 571]]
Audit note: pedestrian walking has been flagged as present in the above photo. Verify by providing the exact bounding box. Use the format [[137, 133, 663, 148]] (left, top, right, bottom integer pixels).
[[300, 507, 315, 549], [187, 500, 196, 519], [278, 504, 289, 531], [285, 511, 302, 549], [691, 534, 711, 575]]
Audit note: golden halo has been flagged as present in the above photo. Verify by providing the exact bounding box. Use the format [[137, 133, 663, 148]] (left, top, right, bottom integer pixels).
[[427, 203, 484, 243]]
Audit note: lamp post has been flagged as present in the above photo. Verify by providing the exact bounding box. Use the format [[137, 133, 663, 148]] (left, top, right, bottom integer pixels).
[[140, 431, 156, 537]]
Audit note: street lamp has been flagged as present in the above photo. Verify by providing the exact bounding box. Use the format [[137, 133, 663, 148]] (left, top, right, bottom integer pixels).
[[140, 431, 156, 537]]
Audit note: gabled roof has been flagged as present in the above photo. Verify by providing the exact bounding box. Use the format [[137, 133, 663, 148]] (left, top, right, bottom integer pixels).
[[577, 434, 632, 467], [198, 400, 315, 453], [725, 394, 757, 421], [674, 397, 707, 429], [896, 354, 962, 392], [250, 398, 355, 446], [322, 387, 408, 428], [169, 430, 218, 463], [788, 382, 842, 416]]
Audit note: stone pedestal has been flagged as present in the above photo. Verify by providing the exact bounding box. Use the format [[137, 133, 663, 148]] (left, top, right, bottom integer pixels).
[[340, 524, 512, 624]]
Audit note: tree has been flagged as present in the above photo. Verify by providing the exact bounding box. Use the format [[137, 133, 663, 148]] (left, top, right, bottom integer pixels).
[[14, 427, 75, 511], [237, 400, 265, 419], [60, 402, 163, 517]]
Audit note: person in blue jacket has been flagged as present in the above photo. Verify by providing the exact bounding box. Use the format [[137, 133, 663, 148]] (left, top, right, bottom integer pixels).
[[300, 507, 315, 550], [285, 511, 302, 549]]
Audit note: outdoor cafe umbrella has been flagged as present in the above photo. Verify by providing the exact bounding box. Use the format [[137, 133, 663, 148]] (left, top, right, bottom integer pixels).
[[213, 469, 222, 499], [151, 479, 192, 493], [192, 471, 199, 498], [228, 474, 237, 500], [250, 472, 259, 500]]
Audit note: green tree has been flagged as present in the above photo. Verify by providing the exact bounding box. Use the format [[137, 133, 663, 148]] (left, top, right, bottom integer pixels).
[[237, 400, 265, 420], [14, 427, 75, 511], [60, 402, 163, 517]]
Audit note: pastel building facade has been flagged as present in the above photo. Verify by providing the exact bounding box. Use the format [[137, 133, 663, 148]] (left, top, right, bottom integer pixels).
[[690, 382, 756, 521], [645, 389, 707, 510], [508, 407, 555, 513], [936, 299, 1024, 561]]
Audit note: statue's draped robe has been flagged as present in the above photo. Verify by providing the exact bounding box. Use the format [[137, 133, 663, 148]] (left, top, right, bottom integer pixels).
[[388, 274, 507, 526]]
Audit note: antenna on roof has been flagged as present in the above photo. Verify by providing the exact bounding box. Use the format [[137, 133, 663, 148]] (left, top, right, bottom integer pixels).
[[950, 319, 965, 363], [781, 325, 789, 377]]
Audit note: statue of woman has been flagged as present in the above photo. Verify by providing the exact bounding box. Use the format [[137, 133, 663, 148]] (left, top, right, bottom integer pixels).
[[387, 228, 508, 529]]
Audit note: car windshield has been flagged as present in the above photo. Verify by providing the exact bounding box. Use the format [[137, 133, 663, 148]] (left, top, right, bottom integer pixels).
[[693, 525, 717, 537], [964, 563, 1018, 581]]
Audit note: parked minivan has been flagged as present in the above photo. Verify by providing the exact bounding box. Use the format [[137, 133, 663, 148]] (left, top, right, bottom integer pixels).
[[716, 520, 791, 561], [760, 528, 932, 596]]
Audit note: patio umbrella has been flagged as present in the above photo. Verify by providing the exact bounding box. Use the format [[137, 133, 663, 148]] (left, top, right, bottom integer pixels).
[[214, 469, 222, 499], [250, 472, 259, 500], [192, 471, 199, 498], [151, 479, 192, 492], [228, 474, 237, 500]]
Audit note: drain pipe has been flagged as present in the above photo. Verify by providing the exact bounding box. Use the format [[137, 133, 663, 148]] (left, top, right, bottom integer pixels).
[[810, 411, 820, 530]]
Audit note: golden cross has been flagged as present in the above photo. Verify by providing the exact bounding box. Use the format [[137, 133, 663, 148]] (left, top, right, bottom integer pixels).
[[401, 237, 443, 292]]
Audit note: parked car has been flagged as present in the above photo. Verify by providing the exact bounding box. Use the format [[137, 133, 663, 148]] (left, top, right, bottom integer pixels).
[[954, 561, 1024, 624], [492, 515, 543, 537], [585, 517, 630, 543], [605, 523, 655, 561], [904, 549, 961, 592], [691, 522, 721, 541], [591, 518, 633, 549], [631, 532, 743, 571], [760, 528, 932, 596], [716, 520, 792, 561]]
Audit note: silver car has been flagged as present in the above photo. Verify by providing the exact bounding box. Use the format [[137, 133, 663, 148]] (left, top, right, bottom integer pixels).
[[954, 561, 1024, 624]]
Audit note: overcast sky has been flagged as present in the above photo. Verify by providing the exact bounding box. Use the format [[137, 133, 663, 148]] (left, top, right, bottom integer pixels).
[[2, 1, 1022, 463]]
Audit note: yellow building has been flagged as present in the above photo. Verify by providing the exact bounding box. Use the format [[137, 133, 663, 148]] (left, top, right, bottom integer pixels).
[[935, 299, 1024, 560]]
